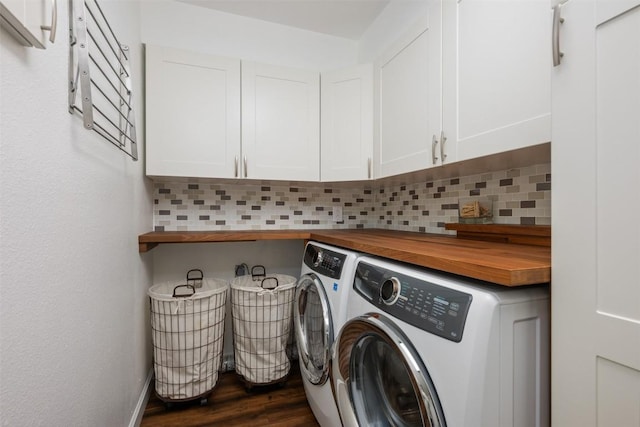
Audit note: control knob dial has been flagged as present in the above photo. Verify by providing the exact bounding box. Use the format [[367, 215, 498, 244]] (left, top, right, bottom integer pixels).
[[380, 277, 401, 305], [312, 249, 324, 268]]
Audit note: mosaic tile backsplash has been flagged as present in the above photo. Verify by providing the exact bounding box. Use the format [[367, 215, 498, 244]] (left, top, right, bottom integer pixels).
[[153, 163, 551, 233]]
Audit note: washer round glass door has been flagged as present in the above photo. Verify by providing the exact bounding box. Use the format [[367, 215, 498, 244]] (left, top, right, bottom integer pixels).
[[338, 315, 446, 427], [294, 273, 333, 385]]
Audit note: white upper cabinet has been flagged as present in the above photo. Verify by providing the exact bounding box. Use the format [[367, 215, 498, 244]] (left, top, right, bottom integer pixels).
[[375, 0, 551, 178], [242, 62, 320, 181], [145, 45, 241, 179], [321, 64, 373, 182], [375, 6, 443, 179], [442, 0, 551, 162], [146, 1, 551, 182], [0, 0, 55, 48], [146, 46, 320, 181]]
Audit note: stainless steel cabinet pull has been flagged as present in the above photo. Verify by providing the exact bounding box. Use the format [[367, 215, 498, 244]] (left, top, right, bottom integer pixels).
[[440, 131, 447, 163], [367, 157, 372, 179], [40, 0, 57, 43], [552, 4, 564, 67], [234, 156, 238, 177], [431, 134, 439, 164], [243, 156, 247, 178]]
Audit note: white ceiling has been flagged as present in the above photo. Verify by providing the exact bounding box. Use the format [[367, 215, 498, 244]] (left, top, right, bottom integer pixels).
[[176, 0, 391, 40]]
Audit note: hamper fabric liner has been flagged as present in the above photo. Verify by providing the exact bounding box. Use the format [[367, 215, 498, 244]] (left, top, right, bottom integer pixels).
[[148, 273, 229, 401], [231, 271, 297, 385]]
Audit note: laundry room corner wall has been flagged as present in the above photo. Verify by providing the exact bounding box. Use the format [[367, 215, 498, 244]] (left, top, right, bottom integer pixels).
[[140, 0, 358, 71], [357, 0, 429, 63], [0, 1, 153, 426]]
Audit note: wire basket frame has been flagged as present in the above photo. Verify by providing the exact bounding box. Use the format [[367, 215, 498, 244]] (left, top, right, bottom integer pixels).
[[68, 0, 138, 160], [148, 276, 228, 401], [231, 271, 297, 386]]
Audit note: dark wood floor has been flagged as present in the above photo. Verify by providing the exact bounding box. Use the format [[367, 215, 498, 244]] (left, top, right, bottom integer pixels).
[[141, 363, 320, 427]]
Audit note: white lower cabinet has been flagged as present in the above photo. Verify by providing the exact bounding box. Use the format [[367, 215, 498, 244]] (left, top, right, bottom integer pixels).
[[321, 64, 373, 182], [241, 62, 320, 181], [145, 45, 241, 179]]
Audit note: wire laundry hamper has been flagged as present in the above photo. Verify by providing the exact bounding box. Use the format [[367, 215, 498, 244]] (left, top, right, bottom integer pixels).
[[148, 269, 229, 403], [231, 266, 297, 388]]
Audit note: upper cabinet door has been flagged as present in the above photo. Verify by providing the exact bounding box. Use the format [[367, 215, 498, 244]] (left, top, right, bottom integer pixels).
[[242, 62, 320, 181], [321, 64, 373, 182], [0, 0, 54, 48], [145, 45, 241, 178], [442, 0, 551, 161], [376, 6, 443, 179]]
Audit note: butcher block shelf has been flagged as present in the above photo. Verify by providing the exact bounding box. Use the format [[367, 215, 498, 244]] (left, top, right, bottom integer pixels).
[[138, 228, 550, 287], [444, 223, 551, 247], [138, 230, 311, 253]]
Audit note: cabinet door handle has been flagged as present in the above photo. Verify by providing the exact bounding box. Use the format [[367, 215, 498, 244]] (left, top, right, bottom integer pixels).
[[552, 4, 564, 67], [431, 134, 439, 164], [367, 157, 372, 179], [234, 156, 238, 177], [243, 156, 247, 178], [40, 0, 57, 43], [440, 131, 447, 163]]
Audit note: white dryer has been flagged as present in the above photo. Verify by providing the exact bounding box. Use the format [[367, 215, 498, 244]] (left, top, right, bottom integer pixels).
[[332, 256, 550, 427], [294, 241, 360, 427]]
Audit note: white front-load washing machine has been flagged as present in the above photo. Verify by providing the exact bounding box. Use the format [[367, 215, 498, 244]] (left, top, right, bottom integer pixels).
[[294, 241, 360, 427], [332, 256, 550, 427]]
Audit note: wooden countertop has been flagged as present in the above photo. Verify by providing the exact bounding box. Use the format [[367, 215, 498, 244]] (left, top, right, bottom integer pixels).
[[138, 228, 550, 287], [138, 229, 311, 252]]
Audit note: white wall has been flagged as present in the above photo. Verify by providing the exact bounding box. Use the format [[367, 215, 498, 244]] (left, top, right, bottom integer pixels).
[[358, 0, 430, 63], [152, 241, 304, 359], [140, 0, 429, 71], [152, 242, 303, 285], [0, 1, 153, 425], [137, 0, 366, 367], [140, 0, 358, 71]]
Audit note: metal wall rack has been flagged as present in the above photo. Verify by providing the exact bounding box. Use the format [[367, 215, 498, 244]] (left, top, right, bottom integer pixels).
[[68, 0, 138, 161]]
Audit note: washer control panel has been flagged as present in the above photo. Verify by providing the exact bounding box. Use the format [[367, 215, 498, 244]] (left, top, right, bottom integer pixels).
[[304, 244, 347, 280], [354, 261, 473, 342]]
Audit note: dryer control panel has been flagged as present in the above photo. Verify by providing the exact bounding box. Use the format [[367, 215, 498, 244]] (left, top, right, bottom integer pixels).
[[304, 244, 347, 280], [354, 261, 472, 342]]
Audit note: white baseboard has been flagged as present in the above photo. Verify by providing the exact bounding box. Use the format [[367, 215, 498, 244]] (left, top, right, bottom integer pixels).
[[129, 368, 154, 427]]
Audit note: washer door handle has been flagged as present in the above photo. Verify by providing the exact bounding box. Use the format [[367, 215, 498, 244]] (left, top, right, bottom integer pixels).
[[294, 273, 333, 386]]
